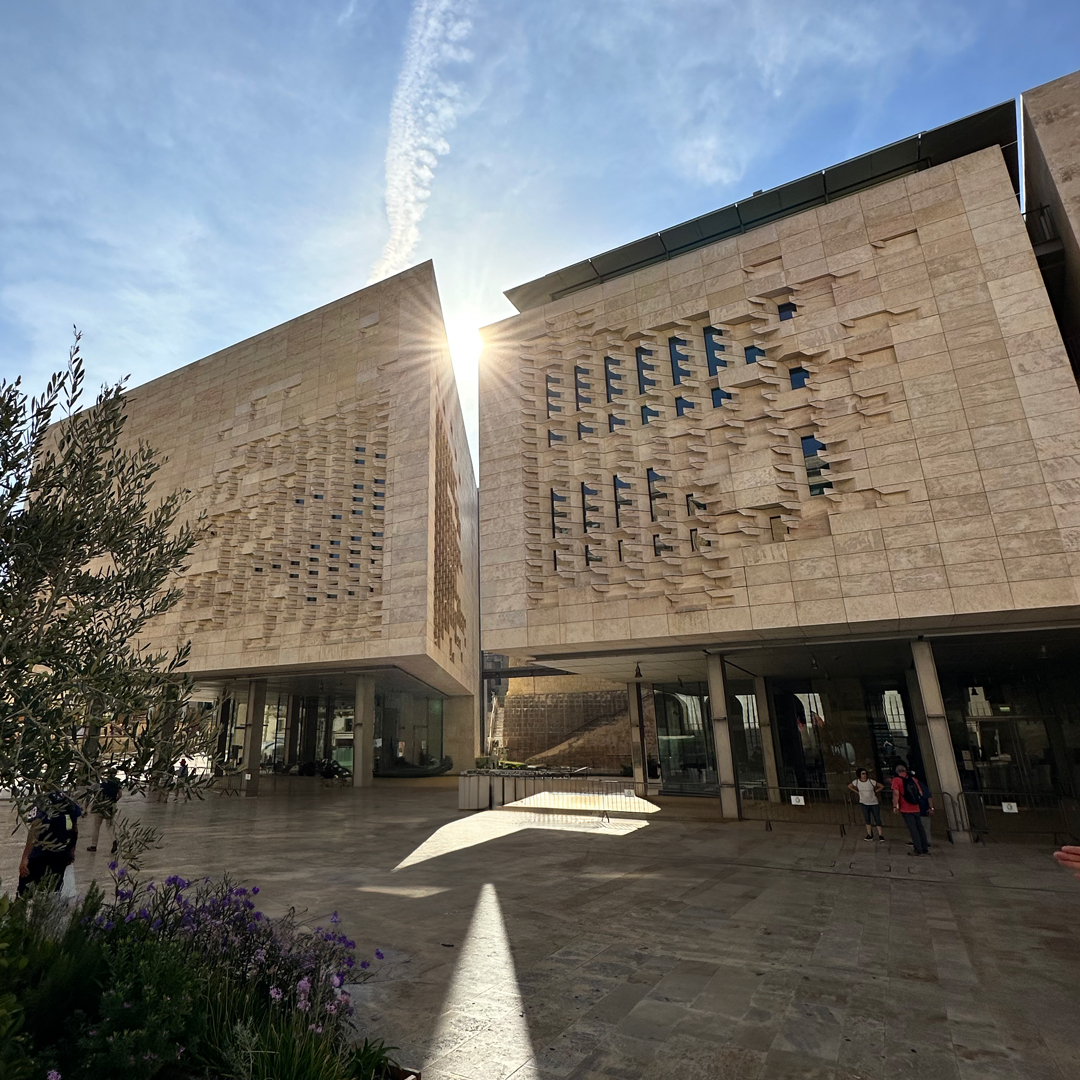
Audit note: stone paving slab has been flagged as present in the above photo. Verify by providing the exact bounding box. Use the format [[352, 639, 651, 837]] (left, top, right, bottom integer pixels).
[[2, 784, 1078, 1080]]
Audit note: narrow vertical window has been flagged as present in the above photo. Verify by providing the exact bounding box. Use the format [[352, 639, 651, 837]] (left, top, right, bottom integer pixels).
[[613, 475, 632, 528], [668, 337, 691, 385], [704, 326, 727, 376], [770, 516, 787, 542], [574, 365, 592, 409], [712, 387, 731, 409], [636, 347, 657, 394], [745, 345, 765, 364], [609, 414, 627, 432], [604, 356, 624, 402], [547, 430, 565, 446], [675, 396, 695, 417], [585, 544, 602, 566], [647, 468, 667, 522], [789, 366, 809, 390], [641, 404, 660, 425], [546, 373, 562, 417], [577, 422, 595, 440], [581, 482, 600, 531], [686, 493, 706, 515], [778, 301, 797, 321], [550, 489, 569, 536]]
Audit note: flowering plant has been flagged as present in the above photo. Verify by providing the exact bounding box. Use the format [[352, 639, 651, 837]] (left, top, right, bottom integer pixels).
[[5, 866, 392, 1080]]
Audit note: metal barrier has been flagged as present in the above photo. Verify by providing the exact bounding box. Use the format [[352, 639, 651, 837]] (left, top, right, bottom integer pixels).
[[961, 790, 1080, 844], [738, 784, 865, 834], [458, 769, 643, 816]]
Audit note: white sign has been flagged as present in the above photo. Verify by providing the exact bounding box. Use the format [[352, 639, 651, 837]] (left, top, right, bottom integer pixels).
[[1001, 801, 1019, 814], [790, 795, 806, 806]]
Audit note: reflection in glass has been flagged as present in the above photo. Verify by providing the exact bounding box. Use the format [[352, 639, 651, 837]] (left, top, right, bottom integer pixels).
[[653, 683, 719, 794], [374, 692, 452, 777]]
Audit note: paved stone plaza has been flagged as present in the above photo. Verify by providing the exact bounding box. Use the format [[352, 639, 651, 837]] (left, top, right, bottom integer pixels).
[[3, 782, 1078, 1080]]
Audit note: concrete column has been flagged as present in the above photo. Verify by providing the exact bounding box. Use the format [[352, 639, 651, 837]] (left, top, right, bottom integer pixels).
[[443, 695, 479, 775], [352, 674, 376, 788], [706, 654, 740, 820], [911, 640, 968, 839], [627, 681, 647, 797], [242, 680, 267, 797], [754, 675, 782, 802]]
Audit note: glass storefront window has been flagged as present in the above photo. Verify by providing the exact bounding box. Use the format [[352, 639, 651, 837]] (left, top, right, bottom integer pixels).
[[653, 683, 719, 794], [769, 676, 924, 800], [374, 692, 450, 776], [937, 658, 1080, 797]]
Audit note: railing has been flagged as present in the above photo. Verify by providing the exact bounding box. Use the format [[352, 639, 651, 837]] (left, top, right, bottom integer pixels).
[[961, 790, 1080, 843], [458, 769, 643, 816], [738, 784, 863, 833]]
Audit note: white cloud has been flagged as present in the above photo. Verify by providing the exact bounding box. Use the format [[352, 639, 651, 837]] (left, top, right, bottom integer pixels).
[[368, 0, 472, 284]]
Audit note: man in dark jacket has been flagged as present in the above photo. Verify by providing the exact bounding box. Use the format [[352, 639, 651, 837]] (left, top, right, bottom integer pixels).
[[17, 792, 82, 896], [891, 764, 930, 856]]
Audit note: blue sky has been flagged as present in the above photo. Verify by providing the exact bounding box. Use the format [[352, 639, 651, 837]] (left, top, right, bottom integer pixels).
[[1, 1, 1078, 463]]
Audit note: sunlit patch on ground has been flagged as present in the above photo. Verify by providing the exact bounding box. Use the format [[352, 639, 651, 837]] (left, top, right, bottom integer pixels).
[[423, 883, 534, 1078], [392, 810, 648, 871], [501, 790, 660, 815]]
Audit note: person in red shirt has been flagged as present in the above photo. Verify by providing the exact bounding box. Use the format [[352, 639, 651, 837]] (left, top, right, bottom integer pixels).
[[891, 764, 929, 856]]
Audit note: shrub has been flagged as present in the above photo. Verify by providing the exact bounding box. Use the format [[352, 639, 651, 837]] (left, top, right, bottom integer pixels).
[[4, 868, 395, 1080]]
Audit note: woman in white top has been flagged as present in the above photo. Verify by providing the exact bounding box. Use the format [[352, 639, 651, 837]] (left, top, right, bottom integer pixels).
[[848, 768, 885, 842]]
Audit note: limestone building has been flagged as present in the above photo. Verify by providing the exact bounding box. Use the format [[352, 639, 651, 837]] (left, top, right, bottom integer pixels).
[[480, 71, 1080, 835], [126, 261, 478, 791]]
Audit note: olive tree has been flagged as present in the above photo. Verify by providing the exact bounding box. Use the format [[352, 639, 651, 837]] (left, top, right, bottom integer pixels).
[[0, 332, 216, 827]]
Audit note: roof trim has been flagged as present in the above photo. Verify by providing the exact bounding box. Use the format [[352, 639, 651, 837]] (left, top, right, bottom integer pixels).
[[504, 100, 1018, 313]]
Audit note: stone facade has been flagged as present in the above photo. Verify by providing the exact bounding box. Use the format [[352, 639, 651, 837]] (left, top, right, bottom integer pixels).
[[480, 144, 1080, 657], [119, 261, 479, 774]]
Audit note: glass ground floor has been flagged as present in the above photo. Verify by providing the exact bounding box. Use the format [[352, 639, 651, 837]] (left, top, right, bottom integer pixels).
[[209, 670, 454, 780], [636, 629, 1080, 833]]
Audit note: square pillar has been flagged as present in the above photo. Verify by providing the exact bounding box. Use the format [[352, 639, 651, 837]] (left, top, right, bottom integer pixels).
[[242, 680, 267, 797], [706, 654, 740, 820], [353, 674, 376, 788], [627, 681, 647, 797], [753, 675, 782, 801], [911, 640, 969, 840]]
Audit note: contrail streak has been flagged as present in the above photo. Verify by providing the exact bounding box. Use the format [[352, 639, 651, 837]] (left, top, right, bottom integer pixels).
[[368, 0, 471, 284]]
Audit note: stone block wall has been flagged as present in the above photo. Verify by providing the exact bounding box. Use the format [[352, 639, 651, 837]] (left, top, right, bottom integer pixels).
[[480, 144, 1080, 658]]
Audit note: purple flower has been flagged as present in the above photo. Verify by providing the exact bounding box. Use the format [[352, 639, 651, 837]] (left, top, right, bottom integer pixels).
[[330, 911, 340, 924], [269, 987, 282, 1002], [108, 860, 118, 871], [375, 949, 384, 960], [48, 1071, 62, 1080], [251, 886, 259, 895], [151, 919, 162, 931], [331, 974, 343, 988], [125, 912, 136, 923], [360, 960, 370, 970]]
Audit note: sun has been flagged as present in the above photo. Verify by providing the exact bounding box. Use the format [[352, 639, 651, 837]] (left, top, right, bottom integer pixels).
[[442, 311, 484, 382]]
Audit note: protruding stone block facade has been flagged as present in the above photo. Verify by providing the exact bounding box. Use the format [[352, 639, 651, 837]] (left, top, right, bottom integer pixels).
[[125, 261, 478, 707], [481, 146, 1080, 658]]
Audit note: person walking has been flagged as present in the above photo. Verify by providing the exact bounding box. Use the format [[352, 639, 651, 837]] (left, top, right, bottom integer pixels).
[[891, 764, 929, 856], [18, 791, 82, 896], [85, 776, 122, 854], [848, 768, 886, 842]]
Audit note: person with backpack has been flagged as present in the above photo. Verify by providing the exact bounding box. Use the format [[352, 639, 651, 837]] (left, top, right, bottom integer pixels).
[[892, 764, 930, 856], [17, 791, 82, 896]]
